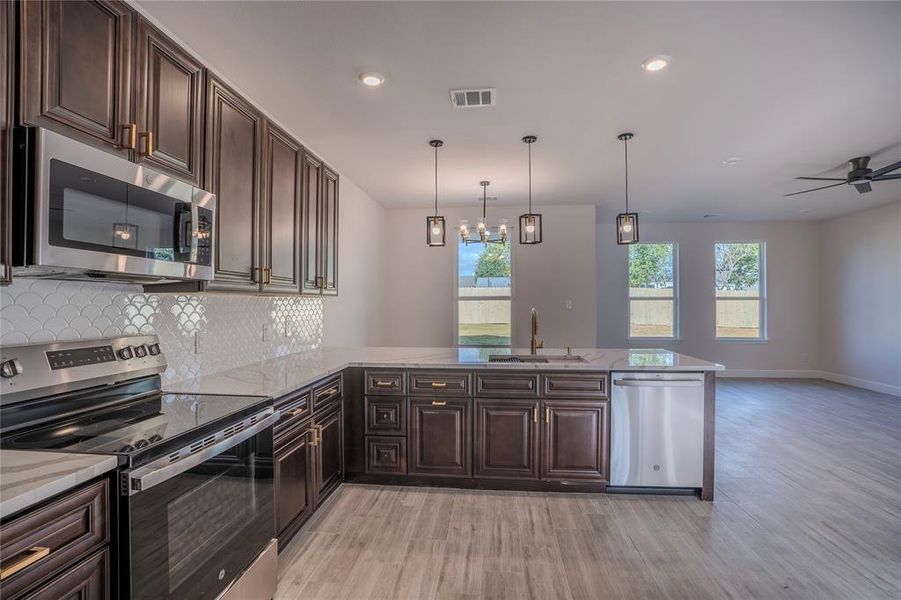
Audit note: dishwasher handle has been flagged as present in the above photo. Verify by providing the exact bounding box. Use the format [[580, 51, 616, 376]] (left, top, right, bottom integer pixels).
[[613, 379, 704, 387]]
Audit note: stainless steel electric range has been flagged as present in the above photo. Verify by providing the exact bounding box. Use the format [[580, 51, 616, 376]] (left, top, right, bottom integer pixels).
[[0, 335, 278, 600]]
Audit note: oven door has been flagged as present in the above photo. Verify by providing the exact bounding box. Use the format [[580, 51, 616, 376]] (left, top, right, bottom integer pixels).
[[123, 419, 275, 600], [26, 127, 215, 281]]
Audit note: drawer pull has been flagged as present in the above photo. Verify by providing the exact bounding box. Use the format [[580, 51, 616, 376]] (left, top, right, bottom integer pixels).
[[430, 381, 447, 388], [322, 386, 339, 396], [1, 546, 50, 580], [288, 408, 304, 417], [374, 380, 394, 387], [431, 400, 446, 406]]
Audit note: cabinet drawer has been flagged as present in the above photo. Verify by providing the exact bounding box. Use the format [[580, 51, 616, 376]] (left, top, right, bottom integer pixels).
[[0, 480, 108, 599], [311, 374, 343, 413], [475, 373, 540, 398], [408, 372, 470, 397], [274, 391, 311, 438], [543, 373, 607, 398], [364, 397, 405, 435], [365, 437, 407, 475], [19, 548, 108, 600], [364, 370, 405, 395]]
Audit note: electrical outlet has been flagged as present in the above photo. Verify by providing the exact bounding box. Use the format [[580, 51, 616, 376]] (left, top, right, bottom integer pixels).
[[565, 299, 573, 310]]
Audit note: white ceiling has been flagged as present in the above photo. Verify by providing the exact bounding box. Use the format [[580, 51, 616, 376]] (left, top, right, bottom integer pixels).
[[138, 1, 901, 221]]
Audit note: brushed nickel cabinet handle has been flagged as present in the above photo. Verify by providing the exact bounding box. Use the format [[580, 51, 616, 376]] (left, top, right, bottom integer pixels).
[[431, 400, 446, 406], [122, 123, 136, 150], [430, 381, 447, 388], [1, 547, 51, 580], [138, 130, 154, 157]]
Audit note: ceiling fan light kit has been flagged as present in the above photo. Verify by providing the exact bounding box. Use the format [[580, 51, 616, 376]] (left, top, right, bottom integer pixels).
[[786, 156, 901, 197], [616, 132, 639, 245], [426, 140, 446, 247], [519, 135, 543, 245]]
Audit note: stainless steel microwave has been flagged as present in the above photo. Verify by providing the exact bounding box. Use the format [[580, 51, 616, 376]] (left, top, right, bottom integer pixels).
[[12, 127, 216, 282]]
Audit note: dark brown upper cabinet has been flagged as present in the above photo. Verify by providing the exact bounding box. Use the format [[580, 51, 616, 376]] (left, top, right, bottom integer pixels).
[[1, 0, 13, 283], [301, 152, 339, 296], [542, 400, 609, 482], [133, 18, 205, 186], [204, 74, 262, 292], [260, 121, 302, 294], [20, 0, 133, 155]]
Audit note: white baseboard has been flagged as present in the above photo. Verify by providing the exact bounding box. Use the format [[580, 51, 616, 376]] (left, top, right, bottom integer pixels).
[[716, 369, 901, 397], [718, 369, 821, 378], [818, 371, 901, 397]]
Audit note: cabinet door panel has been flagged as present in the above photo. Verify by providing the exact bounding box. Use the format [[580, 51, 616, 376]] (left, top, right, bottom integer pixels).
[[542, 400, 609, 481], [300, 152, 322, 294], [365, 436, 406, 475], [475, 400, 539, 480], [365, 397, 405, 436], [261, 122, 301, 293], [204, 76, 261, 291], [20, 549, 108, 600], [134, 18, 204, 184], [275, 428, 312, 535], [314, 408, 343, 505], [409, 398, 471, 477], [20, 0, 132, 154], [321, 165, 338, 295]]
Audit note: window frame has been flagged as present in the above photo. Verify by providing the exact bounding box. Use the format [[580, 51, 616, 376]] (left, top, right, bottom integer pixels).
[[713, 240, 767, 341], [626, 241, 680, 341], [454, 241, 515, 348]]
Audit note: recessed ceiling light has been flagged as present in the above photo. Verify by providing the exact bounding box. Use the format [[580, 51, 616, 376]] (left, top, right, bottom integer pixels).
[[722, 157, 742, 166], [358, 72, 385, 87], [641, 55, 671, 72]]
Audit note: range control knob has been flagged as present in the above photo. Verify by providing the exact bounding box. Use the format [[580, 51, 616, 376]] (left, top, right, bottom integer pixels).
[[117, 347, 134, 360], [147, 343, 161, 356], [0, 358, 23, 378], [133, 345, 148, 358]]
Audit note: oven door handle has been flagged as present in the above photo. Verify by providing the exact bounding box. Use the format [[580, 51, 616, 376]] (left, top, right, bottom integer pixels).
[[124, 409, 279, 496]]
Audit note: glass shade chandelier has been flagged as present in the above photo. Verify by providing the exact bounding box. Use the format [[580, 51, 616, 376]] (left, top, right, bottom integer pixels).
[[616, 132, 639, 245], [426, 139, 446, 246], [460, 181, 507, 245], [519, 135, 542, 244]]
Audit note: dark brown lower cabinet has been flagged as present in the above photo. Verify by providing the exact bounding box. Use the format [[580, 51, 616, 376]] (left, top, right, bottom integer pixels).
[[542, 400, 609, 481], [21, 549, 108, 600], [409, 398, 471, 478], [274, 425, 313, 540], [365, 436, 406, 475], [475, 399, 540, 480], [313, 407, 343, 505]]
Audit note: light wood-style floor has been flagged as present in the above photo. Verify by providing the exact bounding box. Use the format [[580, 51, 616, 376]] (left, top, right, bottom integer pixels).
[[276, 379, 901, 599]]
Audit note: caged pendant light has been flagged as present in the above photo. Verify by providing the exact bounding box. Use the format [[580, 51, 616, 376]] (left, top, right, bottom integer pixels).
[[426, 139, 446, 246], [519, 135, 542, 244], [616, 132, 639, 245]]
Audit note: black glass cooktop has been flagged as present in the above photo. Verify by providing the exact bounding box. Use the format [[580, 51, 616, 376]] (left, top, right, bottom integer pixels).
[[1, 391, 271, 465]]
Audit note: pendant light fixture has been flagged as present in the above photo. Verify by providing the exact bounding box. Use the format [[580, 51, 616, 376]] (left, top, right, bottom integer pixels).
[[519, 135, 542, 244], [461, 181, 507, 245], [426, 139, 446, 246], [616, 132, 639, 245]]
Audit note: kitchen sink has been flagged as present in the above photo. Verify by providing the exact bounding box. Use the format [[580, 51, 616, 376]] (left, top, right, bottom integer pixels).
[[488, 354, 588, 363]]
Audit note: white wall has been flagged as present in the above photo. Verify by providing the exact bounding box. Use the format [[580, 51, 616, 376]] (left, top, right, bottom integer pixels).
[[818, 201, 901, 395], [596, 221, 821, 375], [380, 205, 596, 348]]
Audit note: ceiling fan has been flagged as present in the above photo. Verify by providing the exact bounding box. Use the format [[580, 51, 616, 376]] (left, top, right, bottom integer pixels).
[[785, 156, 901, 197]]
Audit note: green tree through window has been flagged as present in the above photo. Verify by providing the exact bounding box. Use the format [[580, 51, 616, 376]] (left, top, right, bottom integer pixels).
[[474, 244, 511, 279]]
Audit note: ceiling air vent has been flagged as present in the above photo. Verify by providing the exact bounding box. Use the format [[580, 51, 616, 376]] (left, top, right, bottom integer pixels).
[[450, 88, 496, 108]]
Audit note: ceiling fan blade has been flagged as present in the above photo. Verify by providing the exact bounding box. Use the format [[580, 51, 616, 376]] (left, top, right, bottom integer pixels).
[[783, 182, 847, 197], [795, 176, 846, 181], [872, 173, 901, 180], [853, 182, 872, 194], [869, 159, 901, 178]]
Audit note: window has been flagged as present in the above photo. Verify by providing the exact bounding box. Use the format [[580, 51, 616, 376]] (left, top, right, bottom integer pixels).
[[628, 243, 678, 338], [456, 241, 512, 346], [715, 242, 765, 339]]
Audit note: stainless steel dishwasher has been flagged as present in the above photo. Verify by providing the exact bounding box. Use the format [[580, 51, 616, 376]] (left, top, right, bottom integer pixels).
[[609, 372, 705, 489]]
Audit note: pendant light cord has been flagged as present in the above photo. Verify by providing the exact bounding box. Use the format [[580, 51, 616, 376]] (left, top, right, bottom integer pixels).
[[434, 144, 439, 217], [528, 142, 533, 213], [624, 137, 630, 214]]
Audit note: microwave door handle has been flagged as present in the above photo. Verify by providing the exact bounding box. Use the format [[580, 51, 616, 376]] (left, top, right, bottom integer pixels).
[[124, 410, 279, 496]]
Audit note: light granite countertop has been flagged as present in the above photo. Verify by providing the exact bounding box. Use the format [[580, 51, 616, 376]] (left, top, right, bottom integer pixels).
[[167, 346, 723, 400], [0, 450, 118, 519]]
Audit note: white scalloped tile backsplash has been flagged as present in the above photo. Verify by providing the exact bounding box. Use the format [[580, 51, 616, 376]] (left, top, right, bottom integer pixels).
[[0, 279, 323, 385]]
